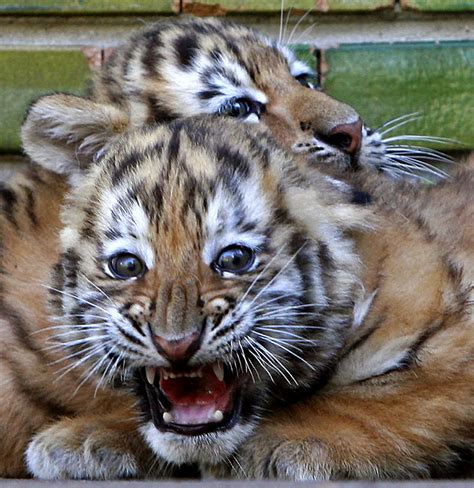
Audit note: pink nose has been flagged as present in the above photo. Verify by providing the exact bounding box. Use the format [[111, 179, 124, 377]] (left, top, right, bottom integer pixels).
[[154, 330, 201, 362], [328, 118, 363, 156]]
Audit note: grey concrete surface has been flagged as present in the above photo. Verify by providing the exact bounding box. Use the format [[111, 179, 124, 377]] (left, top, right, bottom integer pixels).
[[1, 482, 474, 487], [0, 13, 473, 49]]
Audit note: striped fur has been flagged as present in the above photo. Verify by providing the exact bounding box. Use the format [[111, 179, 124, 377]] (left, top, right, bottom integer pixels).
[[18, 94, 474, 479], [217, 166, 474, 479], [5, 110, 373, 478], [90, 17, 390, 178]]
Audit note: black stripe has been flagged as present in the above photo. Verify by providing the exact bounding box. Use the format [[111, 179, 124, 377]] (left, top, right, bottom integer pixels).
[[148, 96, 176, 123], [21, 185, 38, 227], [117, 323, 146, 347], [166, 126, 181, 162], [141, 26, 165, 76], [216, 145, 250, 179], [339, 317, 384, 360], [112, 149, 145, 186], [174, 33, 199, 69], [405, 318, 447, 364], [0, 184, 18, 228], [351, 190, 372, 205]]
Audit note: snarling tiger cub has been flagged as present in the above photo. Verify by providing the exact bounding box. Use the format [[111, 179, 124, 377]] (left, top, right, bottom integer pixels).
[[2, 102, 370, 478], [1, 91, 471, 480], [92, 16, 450, 184]]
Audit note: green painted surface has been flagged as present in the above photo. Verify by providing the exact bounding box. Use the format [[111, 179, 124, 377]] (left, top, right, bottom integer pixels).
[[315, 0, 393, 12], [324, 42, 474, 149], [402, 0, 474, 11], [181, 0, 313, 13], [0, 0, 171, 14], [181, 0, 392, 12], [0, 50, 90, 153]]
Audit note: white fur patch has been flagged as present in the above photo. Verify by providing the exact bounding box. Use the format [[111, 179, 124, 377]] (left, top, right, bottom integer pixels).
[[140, 420, 255, 466], [352, 289, 377, 329]]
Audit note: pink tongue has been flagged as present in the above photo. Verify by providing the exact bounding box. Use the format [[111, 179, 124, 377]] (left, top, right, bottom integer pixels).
[[172, 404, 222, 425], [160, 365, 232, 425]]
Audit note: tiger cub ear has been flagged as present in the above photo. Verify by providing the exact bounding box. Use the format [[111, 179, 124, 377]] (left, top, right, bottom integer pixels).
[[21, 93, 129, 177]]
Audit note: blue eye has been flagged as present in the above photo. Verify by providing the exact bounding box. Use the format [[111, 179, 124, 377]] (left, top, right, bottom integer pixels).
[[295, 74, 318, 90], [214, 245, 255, 274], [109, 253, 145, 279], [218, 98, 263, 119]]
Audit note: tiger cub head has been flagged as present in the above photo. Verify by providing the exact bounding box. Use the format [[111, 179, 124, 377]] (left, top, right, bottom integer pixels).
[[92, 17, 370, 175], [23, 94, 372, 465], [91, 17, 438, 181]]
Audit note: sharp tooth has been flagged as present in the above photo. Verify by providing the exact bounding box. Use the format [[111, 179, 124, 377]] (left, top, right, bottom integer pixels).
[[213, 410, 224, 422], [163, 371, 169, 380], [196, 369, 203, 378], [146, 367, 156, 385], [213, 362, 224, 382], [163, 412, 173, 423]]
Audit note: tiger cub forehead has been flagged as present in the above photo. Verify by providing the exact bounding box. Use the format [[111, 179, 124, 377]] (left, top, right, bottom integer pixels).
[[62, 118, 290, 277], [96, 17, 306, 121]]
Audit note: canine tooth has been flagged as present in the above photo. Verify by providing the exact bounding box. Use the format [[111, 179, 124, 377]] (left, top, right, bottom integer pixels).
[[163, 412, 173, 423], [146, 367, 156, 385], [213, 410, 224, 422], [213, 362, 224, 382], [197, 369, 203, 378]]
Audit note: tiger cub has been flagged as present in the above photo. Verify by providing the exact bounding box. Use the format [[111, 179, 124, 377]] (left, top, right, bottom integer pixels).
[[0, 96, 370, 478], [12, 92, 474, 480], [91, 16, 449, 184]]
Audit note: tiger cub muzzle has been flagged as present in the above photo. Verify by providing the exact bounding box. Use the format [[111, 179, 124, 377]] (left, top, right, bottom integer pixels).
[[143, 362, 244, 436], [138, 282, 245, 436]]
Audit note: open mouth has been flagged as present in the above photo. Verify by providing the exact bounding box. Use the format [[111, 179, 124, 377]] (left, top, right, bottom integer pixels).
[[142, 362, 243, 436]]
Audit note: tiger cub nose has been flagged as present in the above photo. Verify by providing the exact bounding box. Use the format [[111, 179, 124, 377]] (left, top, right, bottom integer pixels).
[[327, 118, 363, 156], [154, 330, 202, 362]]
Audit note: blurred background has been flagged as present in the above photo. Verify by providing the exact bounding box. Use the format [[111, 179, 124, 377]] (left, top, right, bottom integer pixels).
[[0, 0, 473, 178]]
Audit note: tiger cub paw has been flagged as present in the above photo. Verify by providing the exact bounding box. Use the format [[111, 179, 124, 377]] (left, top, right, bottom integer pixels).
[[26, 422, 141, 480], [236, 437, 332, 480]]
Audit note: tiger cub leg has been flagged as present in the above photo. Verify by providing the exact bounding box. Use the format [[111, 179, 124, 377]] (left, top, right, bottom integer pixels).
[[26, 414, 165, 480], [226, 374, 473, 480]]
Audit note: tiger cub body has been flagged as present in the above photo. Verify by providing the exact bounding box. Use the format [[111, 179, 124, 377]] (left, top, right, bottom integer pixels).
[[2, 91, 472, 479], [2, 107, 372, 478], [88, 18, 473, 477]]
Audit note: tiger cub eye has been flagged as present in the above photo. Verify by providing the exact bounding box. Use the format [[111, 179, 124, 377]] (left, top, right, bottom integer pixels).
[[109, 253, 145, 279], [214, 245, 255, 274]]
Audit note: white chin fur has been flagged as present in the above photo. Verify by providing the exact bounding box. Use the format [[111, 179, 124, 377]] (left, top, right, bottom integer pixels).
[[140, 420, 256, 465]]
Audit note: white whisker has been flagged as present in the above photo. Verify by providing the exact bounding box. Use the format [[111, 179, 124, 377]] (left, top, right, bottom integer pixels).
[[383, 134, 462, 146], [41, 284, 110, 314], [374, 112, 421, 133], [279, 0, 285, 44], [379, 115, 422, 137], [253, 332, 316, 370], [287, 7, 313, 46], [247, 243, 307, 309], [80, 273, 117, 307], [247, 336, 298, 385]]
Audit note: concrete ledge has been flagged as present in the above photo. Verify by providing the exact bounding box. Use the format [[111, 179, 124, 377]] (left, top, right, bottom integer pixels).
[[1, 481, 474, 487]]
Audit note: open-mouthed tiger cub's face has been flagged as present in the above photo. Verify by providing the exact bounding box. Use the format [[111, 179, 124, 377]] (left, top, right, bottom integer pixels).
[[23, 99, 370, 465], [92, 17, 446, 181]]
